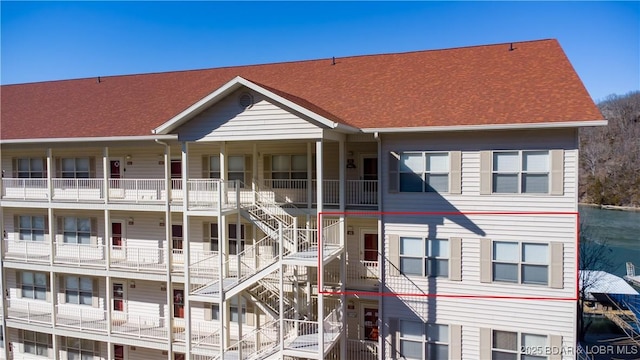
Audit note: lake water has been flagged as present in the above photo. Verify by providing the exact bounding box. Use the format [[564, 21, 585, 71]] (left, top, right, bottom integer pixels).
[[579, 205, 640, 278]]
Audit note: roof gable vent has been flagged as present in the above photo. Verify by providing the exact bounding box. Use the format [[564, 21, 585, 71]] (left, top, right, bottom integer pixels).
[[239, 92, 254, 109]]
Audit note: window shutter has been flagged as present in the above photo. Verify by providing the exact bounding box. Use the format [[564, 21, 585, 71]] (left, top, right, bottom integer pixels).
[[203, 223, 211, 252], [202, 156, 210, 178], [18, 330, 24, 353], [388, 234, 400, 276], [89, 157, 96, 178], [204, 303, 212, 321], [479, 328, 491, 359], [449, 237, 462, 281], [245, 155, 252, 186], [263, 155, 272, 184], [59, 275, 66, 304], [14, 215, 19, 240], [46, 275, 52, 302], [92, 278, 100, 308], [90, 218, 98, 246], [12, 158, 18, 178], [549, 335, 562, 360], [246, 301, 255, 326], [479, 238, 492, 283], [44, 216, 49, 239], [550, 242, 564, 289], [388, 317, 399, 359], [550, 150, 564, 196], [16, 271, 22, 298], [57, 217, 64, 244], [55, 158, 62, 177], [449, 324, 462, 360], [479, 151, 492, 195], [388, 152, 399, 193], [449, 151, 462, 194]]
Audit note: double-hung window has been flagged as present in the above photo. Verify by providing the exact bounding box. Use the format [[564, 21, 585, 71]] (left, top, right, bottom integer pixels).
[[492, 242, 549, 285], [63, 217, 91, 245], [492, 151, 549, 194], [270, 154, 312, 188], [210, 223, 245, 255], [65, 276, 93, 305], [492, 330, 548, 360], [209, 155, 246, 185], [211, 298, 246, 323], [399, 237, 449, 277], [21, 272, 47, 300], [399, 320, 449, 360], [16, 158, 45, 178], [23, 330, 51, 356], [399, 152, 449, 192], [61, 158, 90, 178], [19, 215, 45, 241], [65, 338, 96, 360]]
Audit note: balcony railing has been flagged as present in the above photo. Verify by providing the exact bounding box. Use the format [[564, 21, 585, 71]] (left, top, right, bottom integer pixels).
[[3, 240, 51, 263], [54, 242, 106, 266], [346, 339, 379, 360], [2, 177, 377, 207]]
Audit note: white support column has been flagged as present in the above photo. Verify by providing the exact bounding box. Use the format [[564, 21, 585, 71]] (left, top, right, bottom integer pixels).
[[48, 206, 57, 337], [105, 209, 111, 270], [316, 139, 325, 358], [181, 142, 192, 358], [105, 209, 112, 344], [105, 275, 112, 360], [0, 205, 7, 358], [252, 143, 258, 203], [279, 224, 285, 356], [339, 139, 347, 358], [103, 147, 109, 204], [161, 143, 173, 360], [307, 142, 312, 209], [47, 148, 53, 202], [376, 133, 384, 360]]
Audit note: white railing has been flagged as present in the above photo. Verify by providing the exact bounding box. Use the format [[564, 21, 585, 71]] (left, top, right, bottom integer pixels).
[[225, 319, 279, 359], [263, 179, 308, 204], [174, 321, 220, 347], [347, 260, 380, 281], [173, 250, 219, 276], [54, 242, 105, 266], [221, 233, 281, 289], [56, 305, 107, 332], [346, 339, 379, 360], [109, 178, 164, 203], [110, 245, 164, 271], [6, 299, 53, 324], [314, 180, 340, 205], [111, 312, 168, 340], [52, 178, 103, 201], [186, 179, 239, 210], [3, 240, 51, 262], [346, 180, 378, 206], [283, 318, 319, 348], [1, 178, 48, 200]]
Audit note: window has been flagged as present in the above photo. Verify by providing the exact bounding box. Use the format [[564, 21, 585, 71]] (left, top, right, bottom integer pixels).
[[492, 330, 548, 360], [211, 297, 246, 323], [399, 320, 449, 360], [208, 155, 246, 185], [210, 223, 245, 255], [493, 242, 548, 285], [113, 283, 124, 311], [16, 158, 45, 178], [114, 345, 124, 360], [21, 272, 47, 300], [363, 307, 378, 341], [174, 289, 184, 318], [23, 330, 51, 356], [61, 158, 90, 178], [172, 225, 183, 250], [65, 337, 96, 360], [400, 237, 449, 277], [171, 159, 182, 179], [399, 152, 449, 192], [63, 217, 91, 245], [492, 151, 549, 194], [19, 215, 45, 241], [65, 276, 93, 305], [272, 154, 307, 180]]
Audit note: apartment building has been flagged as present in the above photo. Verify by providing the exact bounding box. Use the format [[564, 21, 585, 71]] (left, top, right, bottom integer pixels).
[[0, 39, 605, 359]]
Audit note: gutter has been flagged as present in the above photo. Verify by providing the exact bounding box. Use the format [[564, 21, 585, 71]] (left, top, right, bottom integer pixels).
[[0, 134, 178, 145]]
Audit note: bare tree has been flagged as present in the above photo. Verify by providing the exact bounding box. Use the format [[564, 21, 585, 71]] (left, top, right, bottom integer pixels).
[[577, 221, 618, 341]]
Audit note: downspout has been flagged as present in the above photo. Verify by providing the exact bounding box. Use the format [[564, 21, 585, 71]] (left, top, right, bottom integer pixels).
[[155, 139, 173, 360]]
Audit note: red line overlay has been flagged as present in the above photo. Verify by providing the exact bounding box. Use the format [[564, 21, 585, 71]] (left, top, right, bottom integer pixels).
[[317, 211, 579, 301]]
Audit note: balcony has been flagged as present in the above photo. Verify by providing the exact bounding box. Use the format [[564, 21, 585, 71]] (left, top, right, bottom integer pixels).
[[2, 177, 378, 208]]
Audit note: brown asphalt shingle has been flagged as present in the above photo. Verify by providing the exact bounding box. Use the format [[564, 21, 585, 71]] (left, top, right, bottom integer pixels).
[[0, 39, 604, 140]]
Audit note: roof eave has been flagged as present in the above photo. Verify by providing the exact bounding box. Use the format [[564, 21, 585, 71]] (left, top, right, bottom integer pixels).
[[0, 134, 178, 145], [362, 120, 608, 133], [153, 76, 360, 135]]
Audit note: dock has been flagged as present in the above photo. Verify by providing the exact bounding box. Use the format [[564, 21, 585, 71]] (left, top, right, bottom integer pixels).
[[624, 262, 640, 287]]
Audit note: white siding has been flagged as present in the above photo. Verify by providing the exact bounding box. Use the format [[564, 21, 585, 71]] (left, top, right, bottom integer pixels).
[[176, 89, 324, 141]]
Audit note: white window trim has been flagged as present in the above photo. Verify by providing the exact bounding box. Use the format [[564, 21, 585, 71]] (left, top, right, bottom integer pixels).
[[491, 329, 549, 360], [398, 151, 450, 193], [492, 150, 550, 194], [61, 157, 91, 179], [62, 217, 91, 245], [22, 330, 51, 356], [399, 236, 449, 278], [21, 271, 48, 301], [64, 276, 93, 306], [492, 241, 549, 285], [18, 215, 46, 241], [398, 320, 449, 360], [16, 157, 46, 178], [210, 223, 246, 255]]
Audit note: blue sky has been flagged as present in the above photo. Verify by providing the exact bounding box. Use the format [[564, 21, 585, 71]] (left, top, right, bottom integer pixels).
[[1, 1, 638, 102]]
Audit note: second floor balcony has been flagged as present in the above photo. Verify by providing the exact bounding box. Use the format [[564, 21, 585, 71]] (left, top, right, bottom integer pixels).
[[1, 178, 378, 209]]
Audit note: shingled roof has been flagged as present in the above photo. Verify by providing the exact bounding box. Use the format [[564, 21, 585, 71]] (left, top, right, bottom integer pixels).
[[0, 39, 604, 141]]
